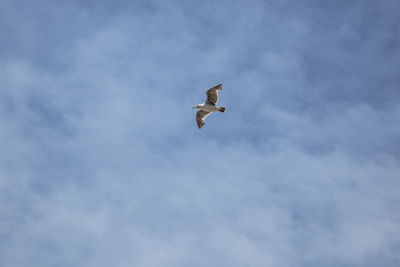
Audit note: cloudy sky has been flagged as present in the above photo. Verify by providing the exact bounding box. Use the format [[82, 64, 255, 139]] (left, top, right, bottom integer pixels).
[[1, 0, 400, 266]]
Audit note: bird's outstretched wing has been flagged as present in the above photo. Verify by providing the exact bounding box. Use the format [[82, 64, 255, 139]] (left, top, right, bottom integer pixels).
[[205, 84, 222, 105], [196, 110, 212, 129]]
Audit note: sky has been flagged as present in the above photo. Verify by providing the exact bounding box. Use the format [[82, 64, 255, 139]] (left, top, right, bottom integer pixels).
[[1, 0, 400, 266]]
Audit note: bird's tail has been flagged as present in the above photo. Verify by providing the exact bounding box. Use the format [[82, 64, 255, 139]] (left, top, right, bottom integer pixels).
[[218, 107, 226, 112]]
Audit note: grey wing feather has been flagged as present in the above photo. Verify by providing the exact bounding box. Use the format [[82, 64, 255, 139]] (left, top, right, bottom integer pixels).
[[196, 110, 212, 129], [205, 84, 222, 105]]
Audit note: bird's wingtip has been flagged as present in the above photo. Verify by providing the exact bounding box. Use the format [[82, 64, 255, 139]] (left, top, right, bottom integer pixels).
[[213, 83, 222, 90]]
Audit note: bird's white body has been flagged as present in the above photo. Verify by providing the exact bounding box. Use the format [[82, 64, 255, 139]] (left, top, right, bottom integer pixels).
[[192, 103, 223, 112]]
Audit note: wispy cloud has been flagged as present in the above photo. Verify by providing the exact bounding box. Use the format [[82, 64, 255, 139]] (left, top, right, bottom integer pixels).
[[1, 0, 400, 266]]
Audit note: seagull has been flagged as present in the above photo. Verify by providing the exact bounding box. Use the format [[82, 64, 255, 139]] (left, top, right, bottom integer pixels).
[[192, 84, 226, 129]]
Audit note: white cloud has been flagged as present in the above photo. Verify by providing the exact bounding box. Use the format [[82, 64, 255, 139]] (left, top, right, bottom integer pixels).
[[1, 1, 400, 266]]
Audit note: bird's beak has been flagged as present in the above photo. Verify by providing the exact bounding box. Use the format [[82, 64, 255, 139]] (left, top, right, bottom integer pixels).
[[192, 106, 196, 108]]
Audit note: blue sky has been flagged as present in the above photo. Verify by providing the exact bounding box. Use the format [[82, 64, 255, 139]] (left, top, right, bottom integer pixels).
[[1, 0, 400, 266]]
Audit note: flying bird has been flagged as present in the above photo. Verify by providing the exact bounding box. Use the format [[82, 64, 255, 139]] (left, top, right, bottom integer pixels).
[[192, 84, 226, 129]]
